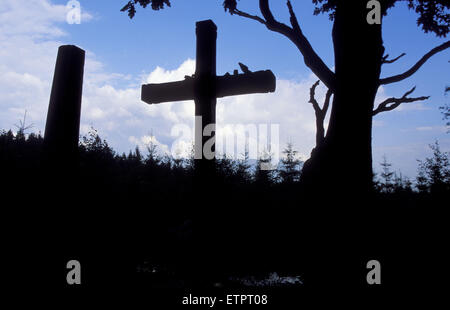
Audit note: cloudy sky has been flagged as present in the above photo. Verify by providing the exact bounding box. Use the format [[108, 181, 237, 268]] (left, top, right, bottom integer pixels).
[[0, 0, 448, 178]]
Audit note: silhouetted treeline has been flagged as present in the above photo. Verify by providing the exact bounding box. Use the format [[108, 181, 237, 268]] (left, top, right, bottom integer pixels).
[[1, 128, 449, 201]]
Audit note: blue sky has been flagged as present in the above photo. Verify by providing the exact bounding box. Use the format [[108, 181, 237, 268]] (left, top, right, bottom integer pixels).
[[0, 0, 449, 179]]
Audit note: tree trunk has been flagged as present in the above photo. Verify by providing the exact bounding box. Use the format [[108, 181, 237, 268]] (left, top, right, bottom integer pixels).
[[315, 111, 325, 147], [302, 1, 384, 196]]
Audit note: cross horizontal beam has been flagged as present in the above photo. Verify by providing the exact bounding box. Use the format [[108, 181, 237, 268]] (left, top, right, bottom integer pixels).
[[141, 70, 276, 105]]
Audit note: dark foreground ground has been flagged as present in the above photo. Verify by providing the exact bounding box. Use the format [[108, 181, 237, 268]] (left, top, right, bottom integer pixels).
[[2, 136, 447, 305], [5, 175, 447, 297]]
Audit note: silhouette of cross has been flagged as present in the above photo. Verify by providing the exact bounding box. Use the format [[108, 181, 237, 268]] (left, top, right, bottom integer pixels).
[[141, 19, 276, 177]]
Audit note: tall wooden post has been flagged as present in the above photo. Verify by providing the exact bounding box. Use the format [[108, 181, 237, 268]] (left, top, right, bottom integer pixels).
[[44, 45, 85, 164]]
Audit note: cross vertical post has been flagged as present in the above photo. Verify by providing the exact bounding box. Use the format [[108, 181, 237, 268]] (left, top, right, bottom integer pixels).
[[194, 20, 217, 181]]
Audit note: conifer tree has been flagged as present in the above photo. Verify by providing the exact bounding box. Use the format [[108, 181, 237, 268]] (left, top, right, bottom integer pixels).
[[416, 141, 450, 193], [380, 155, 394, 193], [254, 148, 274, 185], [278, 142, 302, 184], [235, 149, 251, 184]]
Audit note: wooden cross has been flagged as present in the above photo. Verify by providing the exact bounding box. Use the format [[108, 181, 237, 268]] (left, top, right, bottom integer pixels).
[[141, 20, 276, 178]]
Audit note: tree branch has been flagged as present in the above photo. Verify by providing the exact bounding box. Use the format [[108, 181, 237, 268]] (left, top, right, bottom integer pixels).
[[382, 52, 406, 64], [373, 86, 430, 115], [309, 80, 333, 147], [380, 41, 450, 85], [233, 1, 335, 90], [309, 80, 321, 112], [323, 88, 332, 115], [233, 9, 267, 25], [309, 80, 333, 115], [256, 0, 335, 91], [286, 0, 301, 34]]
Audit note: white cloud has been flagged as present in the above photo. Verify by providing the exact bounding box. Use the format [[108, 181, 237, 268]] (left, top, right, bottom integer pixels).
[[373, 120, 385, 127], [0, 0, 93, 135], [416, 126, 433, 131], [128, 135, 170, 156], [145, 59, 195, 84], [216, 77, 322, 160], [415, 126, 446, 132], [0, 0, 92, 38], [77, 54, 323, 161]]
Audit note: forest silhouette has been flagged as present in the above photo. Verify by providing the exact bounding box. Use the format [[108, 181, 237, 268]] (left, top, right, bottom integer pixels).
[[2, 127, 448, 288]]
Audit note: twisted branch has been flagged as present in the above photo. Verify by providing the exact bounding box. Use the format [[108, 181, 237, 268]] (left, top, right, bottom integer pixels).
[[232, 0, 336, 91], [380, 41, 450, 85], [373, 86, 430, 115], [382, 53, 406, 64], [309, 80, 332, 146]]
